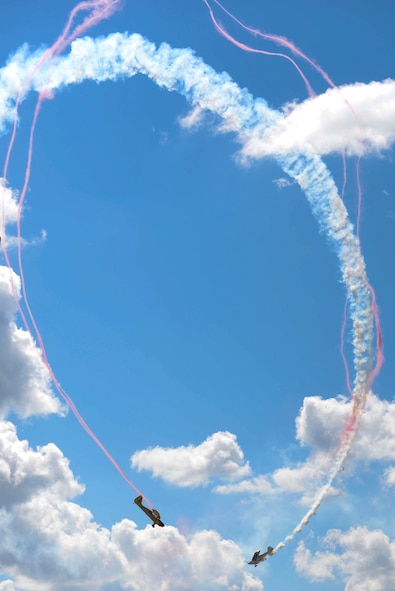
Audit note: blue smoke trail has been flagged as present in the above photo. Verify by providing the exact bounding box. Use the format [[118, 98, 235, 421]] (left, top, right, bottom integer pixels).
[[0, 32, 378, 548]]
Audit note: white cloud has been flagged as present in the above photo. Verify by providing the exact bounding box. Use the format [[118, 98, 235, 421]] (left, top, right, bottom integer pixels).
[[0, 422, 262, 591], [130, 423, 335, 504], [112, 523, 263, 591], [0, 46, 46, 135], [383, 466, 395, 487], [240, 78, 395, 159], [0, 266, 62, 419], [214, 475, 274, 495], [294, 541, 338, 581], [1, 495, 126, 591], [221, 454, 339, 506], [213, 393, 395, 504], [271, 454, 335, 499], [272, 177, 293, 189], [0, 420, 83, 507], [295, 395, 348, 452], [212, 397, 344, 501], [178, 106, 205, 129], [4, 229, 48, 251], [0, 180, 19, 230], [0, 179, 48, 249], [295, 527, 395, 591], [251, 393, 395, 503], [131, 431, 251, 487], [297, 393, 395, 463]]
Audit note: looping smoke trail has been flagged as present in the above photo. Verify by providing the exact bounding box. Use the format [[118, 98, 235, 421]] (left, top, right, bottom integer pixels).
[[0, 30, 383, 541], [201, 0, 384, 553], [51, 45, 378, 376], [0, 1, 156, 510], [42, 31, 382, 546], [201, 0, 382, 383]]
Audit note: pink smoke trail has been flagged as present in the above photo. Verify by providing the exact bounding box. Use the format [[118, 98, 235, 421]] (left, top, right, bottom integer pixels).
[[201, 0, 315, 97], [338, 146, 354, 399], [202, 2, 384, 384], [203, 0, 383, 404], [202, 0, 384, 550], [200, 1, 366, 229], [204, 0, 335, 89], [0, 0, 155, 510], [2, 0, 123, 292]]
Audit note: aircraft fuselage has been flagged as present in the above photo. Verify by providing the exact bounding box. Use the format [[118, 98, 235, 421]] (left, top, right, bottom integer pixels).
[[134, 495, 165, 527]]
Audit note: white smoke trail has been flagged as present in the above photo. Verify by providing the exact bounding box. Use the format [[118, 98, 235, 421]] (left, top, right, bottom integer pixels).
[[0, 33, 378, 549]]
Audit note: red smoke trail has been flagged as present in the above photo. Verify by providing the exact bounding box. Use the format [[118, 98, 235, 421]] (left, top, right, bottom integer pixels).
[[338, 146, 354, 400], [203, 0, 383, 401], [204, 0, 337, 91], [2, 0, 123, 281], [203, 2, 384, 545], [1, 0, 155, 509], [201, 0, 315, 97]]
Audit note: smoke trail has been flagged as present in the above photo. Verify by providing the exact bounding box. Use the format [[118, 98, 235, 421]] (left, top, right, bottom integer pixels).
[[201, 0, 315, 97], [0, 32, 381, 543], [0, 0, 155, 510], [201, 0, 382, 407], [1, 0, 123, 337]]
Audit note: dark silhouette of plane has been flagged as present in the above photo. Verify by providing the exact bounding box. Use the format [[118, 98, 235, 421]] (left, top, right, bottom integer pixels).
[[134, 495, 165, 527], [248, 546, 274, 566]]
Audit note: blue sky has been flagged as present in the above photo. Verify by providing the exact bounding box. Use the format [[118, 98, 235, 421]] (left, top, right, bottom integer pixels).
[[0, 1, 395, 590]]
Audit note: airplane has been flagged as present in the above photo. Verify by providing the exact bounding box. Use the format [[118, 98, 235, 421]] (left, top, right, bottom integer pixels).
[[134, 495, 165, 527], [248, 546, 274, 567]]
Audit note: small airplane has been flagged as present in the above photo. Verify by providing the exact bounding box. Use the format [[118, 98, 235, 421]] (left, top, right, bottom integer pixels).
[[248, 546, 274, 567], [134, 495, 165, 527]]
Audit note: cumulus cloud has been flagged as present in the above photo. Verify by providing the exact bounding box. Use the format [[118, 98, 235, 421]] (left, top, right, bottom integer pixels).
[[0, 266, 62, 419], [213, 393, 395, 503], [240, 78, 395, 159], [0, 180, 48, 251], [294, 541, 338, 581], [215, 453, 339, 506], [0, 180, 19, 229], [297, 393, 395, 463], [214, 475, 274, 495], [244, 393, 395, 502], [1, 495, 126, 591], [271, 454, 336, 501], [0, 420, 83, 507], [113, 523, 262, 591], [0, 422, 261, 591], [131, 431, 251, 487], [212, 396, 344, 500], [0, 45, 46, 135], [295, 394, 348, 452], [295, 527, 395, 591], [1, 179, 48, 252]]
